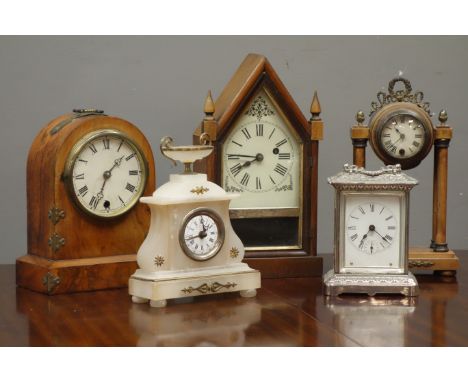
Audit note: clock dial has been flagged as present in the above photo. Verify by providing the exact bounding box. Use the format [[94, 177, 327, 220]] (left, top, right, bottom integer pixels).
[[380, 114, 426, 159], [222, 90, 301, 210], [67, 130, 147, 218], [347, 202, 397, 255], [179, 209, 225, 261], [343, 195, 402, 270]]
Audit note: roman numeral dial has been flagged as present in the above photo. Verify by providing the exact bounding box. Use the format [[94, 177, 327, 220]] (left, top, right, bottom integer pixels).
[[346, 202, 398, 255], [67, 130, 147, 218], [223, 120, 297, 194], [379, 114, 427, 160]]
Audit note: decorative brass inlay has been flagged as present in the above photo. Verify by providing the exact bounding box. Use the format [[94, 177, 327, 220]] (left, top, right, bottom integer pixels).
[[42, 272, 61, 293], [190, 186, 209, 195], [181, 282, 237, 295], [370, 77, 431, 116], [154, 255, 165, 267], [245, 95, 275, 121], [409, 260, 435, 268], [48, 207, 65, 225], [48, 233, 65, 252], [230, 247, 239, 258]]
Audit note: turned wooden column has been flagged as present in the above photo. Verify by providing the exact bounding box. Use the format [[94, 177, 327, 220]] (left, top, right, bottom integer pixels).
[[309, 91, 324, 254], [432, 110, 452, 252], [351, 110, 369, 168]]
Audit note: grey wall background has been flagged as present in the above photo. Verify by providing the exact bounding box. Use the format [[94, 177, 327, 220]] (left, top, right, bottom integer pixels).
[[1, 36, 467, 264]]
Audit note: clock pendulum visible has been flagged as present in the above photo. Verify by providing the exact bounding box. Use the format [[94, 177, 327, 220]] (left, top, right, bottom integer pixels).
[[128, 134, 261, 308], [350, 77, 459, 276]]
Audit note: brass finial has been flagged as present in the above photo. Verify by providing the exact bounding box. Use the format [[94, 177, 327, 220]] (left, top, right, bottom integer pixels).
[[310, 91, 321, 120], [204, 90, 215, 119], [438, 109, 448, 125], [356, 110, 365, 125]]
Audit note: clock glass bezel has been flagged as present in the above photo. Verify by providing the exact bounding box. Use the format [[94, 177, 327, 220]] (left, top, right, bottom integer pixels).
[[369, 103, 434, 170], [63, 129, 148, 219], [337, 190, 408, 275], [220, 86, 304, 251], [179, 207, 226, 262]]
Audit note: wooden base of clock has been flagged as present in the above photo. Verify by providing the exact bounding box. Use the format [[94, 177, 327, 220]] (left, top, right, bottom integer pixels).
[[129, 266, 261, 308], [409, 247, 459, 275], [243, 256, 323, 278], [16, 254, 137, 295]]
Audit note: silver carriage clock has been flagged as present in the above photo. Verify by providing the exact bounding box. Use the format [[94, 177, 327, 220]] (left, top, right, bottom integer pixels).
[[324, 164, 419, 297]]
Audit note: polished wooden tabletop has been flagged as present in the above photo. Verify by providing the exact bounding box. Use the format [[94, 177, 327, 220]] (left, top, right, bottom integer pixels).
[[1, 251, 466, 346]]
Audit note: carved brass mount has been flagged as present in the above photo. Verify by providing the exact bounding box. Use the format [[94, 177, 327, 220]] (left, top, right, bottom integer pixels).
[[370, 77, 431, 116]]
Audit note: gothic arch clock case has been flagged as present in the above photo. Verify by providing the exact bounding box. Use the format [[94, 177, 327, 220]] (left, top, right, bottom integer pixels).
[[193, 54, 324, 277]]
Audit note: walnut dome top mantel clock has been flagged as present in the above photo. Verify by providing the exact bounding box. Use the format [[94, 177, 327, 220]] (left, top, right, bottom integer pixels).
[[350, 77, 459, 276], [16, 109, 156, 294], [193, 53, 324, 278], [129, 135, 261, 308], [324, 164, 419, 297]]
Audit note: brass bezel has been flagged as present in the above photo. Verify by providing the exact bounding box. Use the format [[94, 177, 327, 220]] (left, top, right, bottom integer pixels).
[[179, 208, 226, 262], [63, 129, 149, 219], [369, 102, 434, 170], [220, 87, 304, 251]]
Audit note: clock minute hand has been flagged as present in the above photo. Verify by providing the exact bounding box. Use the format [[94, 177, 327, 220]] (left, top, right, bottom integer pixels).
[[373, 229, 389, 243], [227, 154, 258, 159]]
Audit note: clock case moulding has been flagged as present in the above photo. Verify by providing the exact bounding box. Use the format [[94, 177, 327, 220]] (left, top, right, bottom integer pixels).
[[193, 53, 324, 278], [16, 110, 156, 295]]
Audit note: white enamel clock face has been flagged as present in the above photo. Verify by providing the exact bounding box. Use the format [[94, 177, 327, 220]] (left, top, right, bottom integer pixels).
[[66, 130, 147, 218], [179, 209, 225, 261], [380, 114, 426, 159], [222, 89, 301, 209], [343, 194, 403, 272]]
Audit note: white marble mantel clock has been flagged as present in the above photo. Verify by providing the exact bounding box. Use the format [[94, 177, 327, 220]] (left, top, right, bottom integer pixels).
[[129, 135, 261, 307], [324, 164, 419, 297]]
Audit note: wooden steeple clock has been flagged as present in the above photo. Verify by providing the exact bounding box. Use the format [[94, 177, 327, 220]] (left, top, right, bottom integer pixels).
[[193, 53, 324, 278]]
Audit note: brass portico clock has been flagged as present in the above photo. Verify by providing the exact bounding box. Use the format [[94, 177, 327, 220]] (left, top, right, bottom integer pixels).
[[351, 77, 458, 275], [17, 109, 155, 294], [193, 53, 324, 278], [324, 164, 419, 297], [129, 136, 260, 308]]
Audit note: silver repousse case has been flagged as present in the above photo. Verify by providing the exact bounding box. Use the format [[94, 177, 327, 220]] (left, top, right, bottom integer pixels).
[[324, 164, 419, 297]]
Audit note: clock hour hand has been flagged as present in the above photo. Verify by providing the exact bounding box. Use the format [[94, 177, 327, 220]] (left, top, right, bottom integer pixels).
[[240, 153, 264, 168], [97, 156, 125, 201], [358, 233, 368, 249]]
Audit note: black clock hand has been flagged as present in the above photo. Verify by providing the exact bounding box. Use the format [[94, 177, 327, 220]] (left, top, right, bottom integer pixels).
[[373, 229, 389, 243], [95, 156, 125, 202], [240, 153, 264, 168], [227, 154, 258, 159], [358, 233, 369, 249]]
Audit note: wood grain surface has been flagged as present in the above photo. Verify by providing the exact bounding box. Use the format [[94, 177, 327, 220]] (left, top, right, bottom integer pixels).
[[2, 251, 467, 346]]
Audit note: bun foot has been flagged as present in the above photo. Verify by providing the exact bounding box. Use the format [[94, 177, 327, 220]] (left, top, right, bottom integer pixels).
[[150, 299, 167, 308], [240, 289, 257, 298], [132, 296, 149, 304]]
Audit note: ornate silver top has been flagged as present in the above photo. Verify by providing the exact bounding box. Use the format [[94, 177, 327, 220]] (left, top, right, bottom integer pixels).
[[328, 164, 418, 191]]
